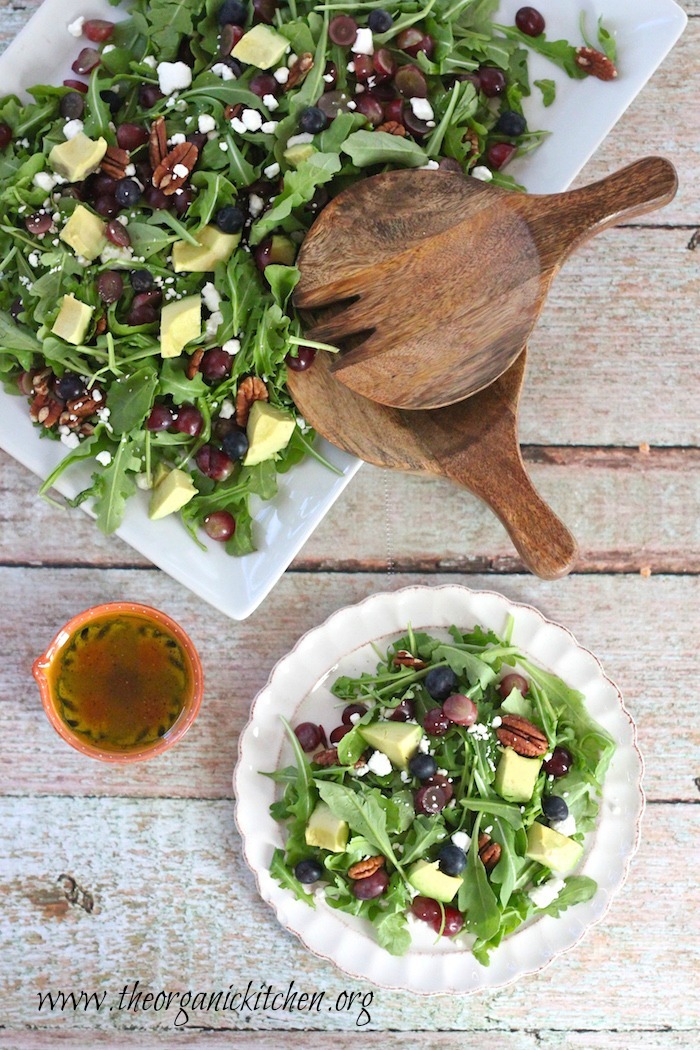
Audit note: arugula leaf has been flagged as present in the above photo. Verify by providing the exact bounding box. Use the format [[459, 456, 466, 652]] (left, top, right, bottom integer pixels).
[[432, 643, 496, 689], [249, 154, 342, 245], [494, 25, 587, 79], [374, 908, 411, 956], [94, 433, 141, 534], [342, 131, 427, 169], [534, 78, 556, 107], [401, 814, 449, 865], [458, 814, 500, 939], [158, 359, 209, 405], [541, 875, 597, 916], [316, 781, 405, 876], [270, 847, 315, 906], [280, 716, 316, 825], [460, 797, 524, 829], [107, 367, 158, 435]]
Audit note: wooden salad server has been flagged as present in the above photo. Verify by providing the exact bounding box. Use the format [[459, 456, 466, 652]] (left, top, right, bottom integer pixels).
[[294, 157, 678, 410], [286, 346, 577, 580]]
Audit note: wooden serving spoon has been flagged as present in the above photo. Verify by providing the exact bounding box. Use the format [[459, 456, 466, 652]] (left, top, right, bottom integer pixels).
[[287, 346, 577, 580], [294, 157, 678, 411]]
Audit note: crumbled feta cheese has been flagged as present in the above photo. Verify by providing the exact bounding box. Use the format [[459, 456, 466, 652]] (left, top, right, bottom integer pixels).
[[222, 338, 240, 356], [95, 450, 112, 467], [124, 163, 136, 177], [544, 752, 552, 762], [262, 93, 279, 112], [346, 62, 355, 73], [63, 119, 84, 140], [528, 877, 565, 909], [491, 715, 503, 728], [169, 132, 186, 146], [353, 763, 370, 777], [417, 736, 430, 753], [273, 66, 290, 84], [420, 159, 440, 170], [352, 28, 374, 55], [33, 172, 57, 193], [451, 830, 471, 852], [230, 117, 246, 134], [287, 52, 298, 67], [409, 97, 434, 122], [172, 163, 190, 178], [550, 814, 577, 838], [217, 400, 234, 422], [212, 62, 236, 81], [143, 55, 157, 69], [349, 712, 361, 725], [400, 770, 411, 783], [286, 132, 314, 148], [346, 101, 357, 110], [67, 16, 85, 37], [484, 824, 493, 835], [467, 722, 490, 740], [248, 192, 264, 217], [101, 244, 133, 264], [204, 310, 223, 339], [219, 141, 229, 151], [263, 161, 280, 179], [261, 120, 279, 134], [240, 109, 262, 132], [27, 252, 40, 268], [102, 45, 115, 55], [355, 84, 365, 94], [366, 751, 392, 777], [198, 114, 217, 134], [323, 73, 335, 84], [60, 431, 81, 449], [472, 165, 493, 182], [157, 61, 193, 95]]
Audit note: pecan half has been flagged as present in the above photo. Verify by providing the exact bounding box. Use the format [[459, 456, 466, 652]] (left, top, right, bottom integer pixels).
[[478, 833, 501, 871], [393, 649, 427, 670], [31, 396, 63, 427], [574, 46, 618, 81], [348, 856, 385, 880], [235, 375, 268, 426], [376, 121, 406, 137], [185, 347, 204, 380], [496, 714, 548, 758], [100, 145, 130, 180], [149, 116, 168, 170], [285, 52, 314, 92], [30, 367, 53, 398], [152, 141, 198, 195], [312, 747, 339, 767]]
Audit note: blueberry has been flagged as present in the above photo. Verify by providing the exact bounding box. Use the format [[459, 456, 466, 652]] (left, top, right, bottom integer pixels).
[[100, 89, 121, 115], [60, 92, 85, 120], [495, 110, 527, 137], [437, 843, 467, 876], [298, 106, 328, 135], [407, 753, 437, 781], [54, 372, 85, 401], [130, 269, 154, 292], [222, 429, 249, 461], [215, 204, 245, 234], [542, 795, 569, 822], [218, 0, 248, 25], [294, 858, 324, 884], [368, 9, 393, 33], [425, 665, 458, 701], [115, 178, 142, 207]]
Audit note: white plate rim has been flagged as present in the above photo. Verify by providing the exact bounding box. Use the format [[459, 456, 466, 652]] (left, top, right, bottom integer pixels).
[[234, 584, 645, 994]]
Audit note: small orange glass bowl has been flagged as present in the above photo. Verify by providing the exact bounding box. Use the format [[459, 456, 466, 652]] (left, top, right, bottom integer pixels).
[[32, 601, 204, 763]]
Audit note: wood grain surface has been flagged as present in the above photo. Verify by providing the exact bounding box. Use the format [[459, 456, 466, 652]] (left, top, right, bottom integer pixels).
[[0, 0, 698, 1047]]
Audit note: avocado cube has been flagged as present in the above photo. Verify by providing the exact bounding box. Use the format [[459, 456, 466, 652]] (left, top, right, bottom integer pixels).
[[407, 860, 463, 903], [49, 132, 108, 183], [148, 468, 198, 520], [160, 295, 202, 359], [494, 747, 542, 803], [51, 294, 94, 345], [305, 802, 348, 853], [172, 225, 240, 273], [59, 204, 107, 262], [231, 24, 289, 69], [243, 401, 295, 467], [525, 822, 584, 874], [357, 721, 423, 770], [284, 143, 317, 168]]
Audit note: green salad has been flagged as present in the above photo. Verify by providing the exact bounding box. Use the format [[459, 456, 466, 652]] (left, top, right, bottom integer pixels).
[[266, 620, 615, 963], [0, 1, 617, 554]]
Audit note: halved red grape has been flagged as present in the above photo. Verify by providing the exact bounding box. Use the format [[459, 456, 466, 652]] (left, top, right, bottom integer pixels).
[[106, 219, 131, 247], [423, 707, 450, 736], [441, 905, 464, 937], [543, 747, 573, 778], [487, 142, 517, 170], [146, 404, 176, 431], [25, 212, 52, 235], [395, 65, 428, 98], [373, 48, 396, 79], [415, 784, 447, 815], [443, 693, 478, 726], [195, 444, 235, 481], [329, 724, 351, 744], [200, 347, 233, 383], [96, 270, 124, 303], [117, 123, 149, 150], [425, 773, 453, 803], [396, 27, 424, 53], [383, 99, 404, 124], [252, 0, 278, 25], [83, 19, 115, 43], [352, 54, 374, 82], [173, 404, 204, 436], [317, 90, 351, 121], [515, 6, 545, 36], [498, 672, 529, 699], [479, 67, 506, 97], [323, 61, 338, 91], [352, 869, 389, 899], [354, 94, 384, 126], [285, 347, 316, 372], [295, 722, 321, 752], [63, 79, 88, 94], [342, 703, 367, 725], [94, 195, 119, 218], [410, 895, 442, 931], [329, 14, 357, 46], [250, 74, 278, 98], [389, 698, 415, 721], [72, 48, 101, 75]]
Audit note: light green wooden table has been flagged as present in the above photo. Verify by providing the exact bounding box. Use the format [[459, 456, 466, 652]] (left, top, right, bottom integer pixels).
[[0, 1, 698, 1047]]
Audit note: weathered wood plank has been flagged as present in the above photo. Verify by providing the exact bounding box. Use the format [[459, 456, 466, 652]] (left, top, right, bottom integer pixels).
[[2, 569, 698, 800], [1, 1032, 698, 1050], [2, 448, 699, 572], [0, 798, 697, 1033]]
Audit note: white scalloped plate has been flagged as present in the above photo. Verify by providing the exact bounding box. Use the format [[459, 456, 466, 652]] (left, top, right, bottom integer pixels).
[[0, 0, 687, 619], [234, 585, 644, 994]]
